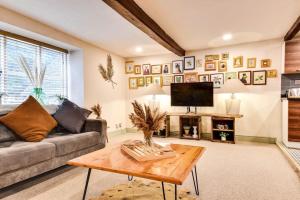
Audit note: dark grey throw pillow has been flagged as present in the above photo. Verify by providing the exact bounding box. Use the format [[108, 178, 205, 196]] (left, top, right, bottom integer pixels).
[[53, 99, 91, 133], [0, 125, 17, 148]]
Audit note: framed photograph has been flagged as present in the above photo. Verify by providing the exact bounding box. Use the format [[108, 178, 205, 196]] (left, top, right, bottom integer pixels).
[[162, 76, 174, 86], [221, 53, 229, 60], [225, 72, 237, 80], [247, 58, 256, 68], [142, 64, 151, 75], [266, 69, 277, 78], [218, 61, 227, 72], [162, 63, 171, 74], [172, 60, 184, 74], [137, 77, 145, 87], [184, 72, 198, 83], [152, 76, 162, 86], [205, 54, 219, 61], [196, 59, 202, 68], [253, 70, 267, 85], [233, 56, 243, 68], [184, 56, 195, 70], [238, 71, 252, 85], [145, 76, 152, 86], [174, 75, 184, 83], [205, 61, 217, 71], [128, 77, 138, 89], [261, 59, 271, 68], [151, 64, 162, 74], [125, 61, 134, 74], [134, 65, 141, 74], [198, 74, 210, 82], [210, 73, 224, 88]]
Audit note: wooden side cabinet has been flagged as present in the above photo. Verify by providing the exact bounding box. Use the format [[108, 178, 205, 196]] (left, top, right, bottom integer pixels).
[[211, 117, 235, 144], [285, 39, 300, 74], [179, 116, 201, 140], [288, 100, 300, 142]]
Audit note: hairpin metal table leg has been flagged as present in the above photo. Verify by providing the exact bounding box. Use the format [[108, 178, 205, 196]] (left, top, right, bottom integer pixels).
[[82, 168, 91, 200], [175, 184, 177, 200], [161, 182, 166, 200], [128, 175, 133, 181], [191, 166, 199, 195]]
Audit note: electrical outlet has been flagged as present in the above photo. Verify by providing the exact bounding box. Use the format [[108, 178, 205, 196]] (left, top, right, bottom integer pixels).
[[295, 80, 300, 85]]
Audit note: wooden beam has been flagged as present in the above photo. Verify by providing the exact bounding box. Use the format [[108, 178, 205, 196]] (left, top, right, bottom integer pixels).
[[103, 0, 185, 56], [284, 16, 300, 41]]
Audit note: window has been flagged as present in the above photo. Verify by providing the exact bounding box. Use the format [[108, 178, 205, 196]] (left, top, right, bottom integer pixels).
[[0, 32, 68, 104]]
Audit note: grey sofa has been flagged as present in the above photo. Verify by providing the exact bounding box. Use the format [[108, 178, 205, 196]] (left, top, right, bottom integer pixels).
[[0, 118, 107, 189]]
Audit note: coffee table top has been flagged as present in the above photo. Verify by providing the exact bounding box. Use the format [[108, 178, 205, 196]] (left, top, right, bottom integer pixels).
[[67, 143, 205, 185]]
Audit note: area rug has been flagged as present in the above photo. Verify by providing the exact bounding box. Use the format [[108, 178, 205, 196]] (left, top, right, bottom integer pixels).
[[90, 180, 197, 200]]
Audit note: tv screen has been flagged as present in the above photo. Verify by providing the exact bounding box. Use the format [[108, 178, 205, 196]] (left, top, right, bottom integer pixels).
[[171, 82, 213, 107]]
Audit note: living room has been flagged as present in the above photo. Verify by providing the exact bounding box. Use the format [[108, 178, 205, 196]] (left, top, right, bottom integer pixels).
[[0, 0, 299, 200]]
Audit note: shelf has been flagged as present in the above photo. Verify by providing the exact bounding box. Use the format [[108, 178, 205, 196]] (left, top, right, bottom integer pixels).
[[180, 136, 200, 140], [211, 139, 235, 144], [212, 129, 234, 132]]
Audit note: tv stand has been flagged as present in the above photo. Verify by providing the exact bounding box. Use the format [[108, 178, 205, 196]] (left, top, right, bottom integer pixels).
[[186, 107, 198, 114]]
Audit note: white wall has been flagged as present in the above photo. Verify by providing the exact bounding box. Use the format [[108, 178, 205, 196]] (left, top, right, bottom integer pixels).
[[126, 39, 283, 139]]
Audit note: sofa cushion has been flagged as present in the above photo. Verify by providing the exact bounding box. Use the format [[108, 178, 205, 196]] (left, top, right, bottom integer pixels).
[[43, 131, 101, 156], [0, 125, 17, 148], [0, 141, 56, 175]]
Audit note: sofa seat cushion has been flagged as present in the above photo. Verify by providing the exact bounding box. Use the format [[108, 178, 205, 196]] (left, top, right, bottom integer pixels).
[[0, 142, 56, 175], [43, 132, 101, 156]]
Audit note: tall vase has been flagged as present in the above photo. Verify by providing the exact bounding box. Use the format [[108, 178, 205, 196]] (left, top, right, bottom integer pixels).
[[32, 87, 46, 105], [143, 130, 154, 147]]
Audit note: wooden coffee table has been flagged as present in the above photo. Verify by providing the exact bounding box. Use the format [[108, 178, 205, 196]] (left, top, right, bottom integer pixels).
[[67, 143, 205, 200]]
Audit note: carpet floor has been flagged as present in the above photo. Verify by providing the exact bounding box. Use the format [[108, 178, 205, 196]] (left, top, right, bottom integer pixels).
[[1, 132, 300, 200]]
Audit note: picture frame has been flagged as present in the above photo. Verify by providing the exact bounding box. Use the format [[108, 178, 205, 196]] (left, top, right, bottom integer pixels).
[[162, 76, 174, 86], [233, 56, 243, 68], [128, 77, 138, 89], [198, 74, 210, 82], [221, 53, 229, 60], [247, 58, 256, 68], [205, 61, 217, 71], [253, 70, 267, 85], [152, 76, 162, 86], [125, 61, 134, 74], [261, 59, 271, 68], [218, 61, 227, 72], [266, 69, 277, 78], [184, 56, 195, 70], [134, 65, 142, 74], [174, 75, 184, 83], [238, 71, 252, 85], [151, 64, 162, 74], [145, 76, 152, 86], [210, 73, 224, 88], [172, 60, 184, 74], [196, 59, 202, 68], [184, 72, 198, 83], [205, 54, 219, 61], [162, 63, 171, 74], [225, 72, 237, 81], [137, 77, 145, 87], [142, 64, 151, 75]]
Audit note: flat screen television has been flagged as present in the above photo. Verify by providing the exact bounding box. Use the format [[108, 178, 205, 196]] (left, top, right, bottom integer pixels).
[[171, 82, 213, 107]]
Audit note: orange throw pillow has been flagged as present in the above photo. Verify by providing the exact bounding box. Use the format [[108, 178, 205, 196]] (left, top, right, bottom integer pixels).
[[0, 96, 57, 142]]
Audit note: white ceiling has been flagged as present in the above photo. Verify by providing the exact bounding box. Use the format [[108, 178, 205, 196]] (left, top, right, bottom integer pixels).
[[0, 0, 299, 57]]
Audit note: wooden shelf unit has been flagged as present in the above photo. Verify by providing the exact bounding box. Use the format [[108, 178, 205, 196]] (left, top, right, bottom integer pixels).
[[211, 117, 235, 144], [179, 115, 201, 140]]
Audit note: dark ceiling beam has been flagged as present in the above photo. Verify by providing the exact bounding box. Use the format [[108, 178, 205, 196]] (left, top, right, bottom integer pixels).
[[284, 16, 300, 41], [103, 0, 185, 56]]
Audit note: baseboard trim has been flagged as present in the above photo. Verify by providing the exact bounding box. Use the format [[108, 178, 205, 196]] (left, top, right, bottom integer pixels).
[[108, 129, 127, 136]]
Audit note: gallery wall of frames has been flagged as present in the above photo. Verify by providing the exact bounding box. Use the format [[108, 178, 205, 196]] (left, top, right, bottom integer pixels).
[[125, 53, 277, 89]]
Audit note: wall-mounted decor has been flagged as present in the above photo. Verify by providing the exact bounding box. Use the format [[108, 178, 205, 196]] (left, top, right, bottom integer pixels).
[[184, 56, 195, 70], [253, 70, 267, 85], [221, 53, 229, 60], [233, 56, 243, 68], [196, 59, 202, 68], [218, 61, 227, 72], [238, 71, 252, 85], [151, 64, 162, 74], [134, 65, 142, 74], [247, 58, 256, 68], [152, 76, 162, 86], [125, 61, 134, 74], [145, 76, 152, 86], [261, 59, 271, 68], [210, 73, 224, 88], [225, 72, 237, 80], [198, 74, 210, 82], [142, 64, 151, 75], [98, 54, 117, 88], [174, 75, 184, 83], [266, 69, 277, 78], [129, 77, 138, 89], [162, 76, 173, 86], [172, 60, 184, 74], [184, 72, 198, 83], [205, 61, 217, 71], [205, 54, 219, 61], [162, 63, 171, 74], [137, 77, 145, 87]]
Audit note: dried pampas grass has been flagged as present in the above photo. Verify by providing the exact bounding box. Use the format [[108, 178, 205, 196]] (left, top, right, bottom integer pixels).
[[91, 103, 102, 119]]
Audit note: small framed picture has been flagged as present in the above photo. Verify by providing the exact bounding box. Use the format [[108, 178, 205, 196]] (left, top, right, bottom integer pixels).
[[253, 70, 267, 85], [152, 76, 162, 86], [218, 61, 227, 72], [128, 77, 138, 89], [162, 63, 171, 74], [205, 54, 219, 61], [233, 56, 243, 68], [247, 58, 256, 68], [221, 53, 229, 60], [137, 77, 145, 87], [142, 64, 151, 75], [162, 76, 174, 86], [151, 64, 162, 74], [174, 75, 184, 83], [225, 72, 237, 81], [172, 60, 184, 74], [196, 59, 202, 68], [134, 65, 141, 74], [266, 69, 277, 78], [238, 71, 252, 85], [125, 61, 134, 74], [198, 74, 210, 82], [145, 76, 152, 86], [184, 56, 195, 70], [261, 59, 271, 68], [184, 72, 198, 83], [205, 61, 217, 71], [210, 73, 224, 88]]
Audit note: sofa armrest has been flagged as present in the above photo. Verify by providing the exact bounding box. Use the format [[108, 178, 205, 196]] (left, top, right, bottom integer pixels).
[[83, 119, 108, 142]]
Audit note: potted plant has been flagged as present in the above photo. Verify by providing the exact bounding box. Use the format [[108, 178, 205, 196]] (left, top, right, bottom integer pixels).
[[220, 132, 229, 141]]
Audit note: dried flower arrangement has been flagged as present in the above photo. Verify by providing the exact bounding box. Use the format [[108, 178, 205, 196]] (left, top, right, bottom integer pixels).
[[91, 103, 102, 119], [129, 100, 166, 146], [98, 54, 117, 88]]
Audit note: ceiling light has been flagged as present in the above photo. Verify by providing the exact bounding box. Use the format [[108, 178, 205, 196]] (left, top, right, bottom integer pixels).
[[222, 33, 232, 41], [135, 47, 143, 53]]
